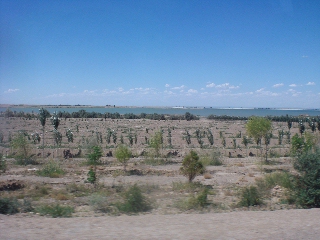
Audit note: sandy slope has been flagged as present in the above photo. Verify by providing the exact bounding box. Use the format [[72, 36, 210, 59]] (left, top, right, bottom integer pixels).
[[1, 209, 319, 240]]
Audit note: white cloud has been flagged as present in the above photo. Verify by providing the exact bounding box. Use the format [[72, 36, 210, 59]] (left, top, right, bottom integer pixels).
[[172, 85, 185, 90], [187, 89, 198, 94], [165, 84, 170, 87], [216, 83, 230, 88], [164, 90, 174, 95], [302, 55, 309, 58], [306, 82, 315, 86], [256, 88, 264, 93], [289, 84, 297, 87], [273, 83, 284, 88], [84, 90, 96, 94], [4, 89, 19, 93], [118, 87, 124, 92], [206, 83, 215, 88], [215, 83, 239, 89]]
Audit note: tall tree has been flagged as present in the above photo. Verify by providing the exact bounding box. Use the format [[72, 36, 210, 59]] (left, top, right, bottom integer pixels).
[[246, 116, 272, 162], [39, 108, 49, 158]]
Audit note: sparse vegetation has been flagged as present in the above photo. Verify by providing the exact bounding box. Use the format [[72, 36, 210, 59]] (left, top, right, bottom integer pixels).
[[116, 184, 151, 213], [1, 112, 319, 221], [0, 197, 20, 214], [238, 186, 262, 207], [36, 204, 74, 218], [37, 160, 65, 178]]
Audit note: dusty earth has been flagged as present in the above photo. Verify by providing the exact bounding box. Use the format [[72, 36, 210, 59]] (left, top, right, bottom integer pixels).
[[1, 208, 320, 240], [0, 116, 319, 239]]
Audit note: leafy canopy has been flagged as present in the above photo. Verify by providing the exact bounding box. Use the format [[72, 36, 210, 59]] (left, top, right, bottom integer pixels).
[[115, 144, 132, 171], [87, 146, 103, 166], [245, 116, 272, 143]]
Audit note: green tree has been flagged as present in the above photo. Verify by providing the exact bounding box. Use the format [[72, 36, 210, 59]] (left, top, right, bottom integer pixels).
[[264, 132, 273, 162], [184, 129, 191, 145], [149, 131, 163, 156], [180, 150, 205, 182], [66, 129, 73, 143], [39, 108, 49, 157], [51, 111, 62, 146], [291, 133, 315, 155], [11, 132, 30, 165], [246, 116, 272, 161], [115, 145, 132, 171], [206, 129, 214, 146], [298, 120, 305, 136], [86, 145, 103, 186], [88, 146, 103, 166]]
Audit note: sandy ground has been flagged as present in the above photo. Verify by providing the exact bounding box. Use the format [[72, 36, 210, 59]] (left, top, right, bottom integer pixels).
[[1, 117, 319, 240], [1, 209, 320, 240]]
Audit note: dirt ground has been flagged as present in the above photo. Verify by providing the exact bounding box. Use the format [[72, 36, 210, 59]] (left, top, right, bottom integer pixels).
[[1, 209, 320, 239], [0, 116, 319, 239]]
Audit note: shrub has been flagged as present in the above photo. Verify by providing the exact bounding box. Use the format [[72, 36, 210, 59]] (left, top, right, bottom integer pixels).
[[143, 154, 167, 166], [196, 188, 209, 208], [117, 184, 151, 213], [176, 188, 209, 210], [37, 160, 65, 178], [293, 149, 320, 207], [238, 186, 262, 207], [180, 151, 205, 182], [172, 181, 204, 192], [0, 198, 19, 214], [200, 149, 222, 166], [255, 171, 295, 198], [20, 198, 34, 212], [36, 204, 74, 218], [89, 193, 111, 213], [15, 157, 39, 166], [114, 144, 132, 171], [149, 131, 163, 156], [0, 153, 6, 173], [263, 172, 294, 190], [87, 145, 103, 166], [86, 166, 97, 184]]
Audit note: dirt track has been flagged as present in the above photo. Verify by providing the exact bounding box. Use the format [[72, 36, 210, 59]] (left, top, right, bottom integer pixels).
[[1, 209, 319, 240]]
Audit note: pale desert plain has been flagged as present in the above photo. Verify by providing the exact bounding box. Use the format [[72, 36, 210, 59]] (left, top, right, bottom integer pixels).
[[0, 113, 320, 239]]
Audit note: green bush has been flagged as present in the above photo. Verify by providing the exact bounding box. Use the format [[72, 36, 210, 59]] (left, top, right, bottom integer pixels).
[[176, 188, 209, 210], [293, 149, 320, 207], [15, 157, 39, 166], [36, 204, 74, 218], [20, 198, 34, 213], [196, 188, 209, 207], [200, 150, 223, 166], [89, 193, 111, 213], [86, 166, 97, 184], [238, 186, 262, 207], [0, 198, 19, 214], [116, 184, 151, 213], [180, 150, 205, 182], [256, 171, 294, 192], [0, 153, 6, 173], [37, 160, 65, 178], [143, 155, 167, 166], [172, 181, 204, 193]]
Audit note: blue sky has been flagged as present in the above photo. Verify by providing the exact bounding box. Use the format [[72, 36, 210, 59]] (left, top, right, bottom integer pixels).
[[1, 0, 319, 108]]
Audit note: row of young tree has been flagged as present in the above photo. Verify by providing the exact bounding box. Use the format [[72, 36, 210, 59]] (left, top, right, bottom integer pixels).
[[1, 108, 199, 121]]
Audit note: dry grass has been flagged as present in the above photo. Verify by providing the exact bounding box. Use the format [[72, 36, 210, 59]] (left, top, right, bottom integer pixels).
[[203, 172, 212, 179]]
